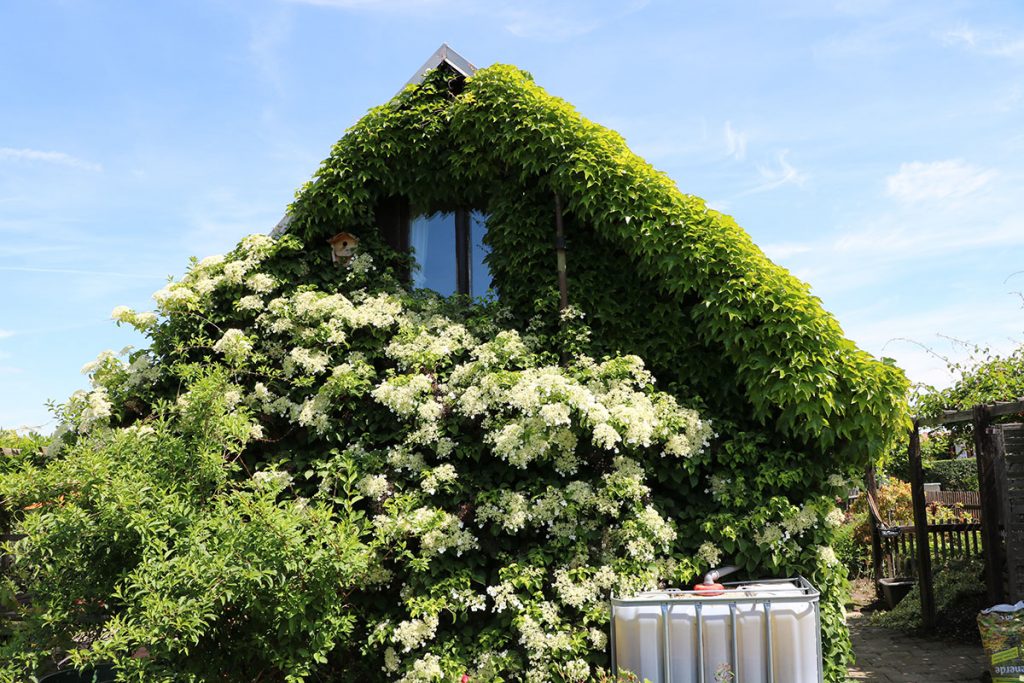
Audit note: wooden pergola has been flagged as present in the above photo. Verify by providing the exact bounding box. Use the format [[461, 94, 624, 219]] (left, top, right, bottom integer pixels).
[[867, 398, 1024, 631]]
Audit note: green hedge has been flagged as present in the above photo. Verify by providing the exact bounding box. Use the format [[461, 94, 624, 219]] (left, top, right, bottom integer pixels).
[[924, 459, 978, 491]]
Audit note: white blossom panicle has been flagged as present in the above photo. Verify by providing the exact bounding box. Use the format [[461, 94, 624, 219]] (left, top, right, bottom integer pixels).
[[237, 295, 264, 312], [81, 350, 117, 376], [697, 541, 722, 568], [397, 653, 443, 683], [825, 507, 846, 528], [828, 473, 848, 488], [246, 273, 277, 294], [213, 329, 253, 365], [252, 469, 293, 489], [78, 388, 113, 433], [392, 614, 439, 652], [287, 347, 330, 376], [755, 525, 784, 548], [196, 254, 225, 270], [419, 464, 457, 495], [348, 251, 375, 275], [486, 582, 523, 613], [359, 474, 390, 500], [372, 374, 435, 417], [152, 282, 198, 312], [783, 505, 818, 536], [817, 545, 840, 567], [553, 570, 599, 609]]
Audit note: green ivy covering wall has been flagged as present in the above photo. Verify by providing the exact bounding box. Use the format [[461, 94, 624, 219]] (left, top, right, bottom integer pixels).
[[280, 65, 910, 679]]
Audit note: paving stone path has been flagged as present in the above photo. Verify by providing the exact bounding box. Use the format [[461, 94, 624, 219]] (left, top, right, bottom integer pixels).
[[846, 610, 988, 682]]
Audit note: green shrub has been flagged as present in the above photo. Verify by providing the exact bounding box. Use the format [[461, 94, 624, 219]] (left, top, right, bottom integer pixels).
[[832, 513, 870, 578], [871, 558, 986, 642], [924, 459, 978, 491], [0, 372, 370, 681]]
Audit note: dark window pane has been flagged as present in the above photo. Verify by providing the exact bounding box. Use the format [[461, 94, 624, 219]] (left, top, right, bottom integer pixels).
[[410, 212, 457, 296], [470, 210, 492, 298]]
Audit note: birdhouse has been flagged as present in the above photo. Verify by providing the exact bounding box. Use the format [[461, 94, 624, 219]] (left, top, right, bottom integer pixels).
[[328, 232, 359, 266]]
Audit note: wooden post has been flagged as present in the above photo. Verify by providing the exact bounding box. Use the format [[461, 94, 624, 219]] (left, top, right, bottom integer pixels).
[[908, 422, 936, 631], [975, 404, 1004, 603], [553, 192, 569, 313], [865, 465, 885, 597]]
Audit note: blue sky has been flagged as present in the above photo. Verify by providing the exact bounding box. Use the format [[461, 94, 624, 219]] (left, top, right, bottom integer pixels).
[[2, 0, 1023, 430]]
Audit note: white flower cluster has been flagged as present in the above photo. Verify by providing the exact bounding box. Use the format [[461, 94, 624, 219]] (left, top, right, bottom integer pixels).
[[817, 545, 840, 567], [359, 474, 390, 500], [213, 329, 252, 366], [782, 505, 819, 536], [96, 236, 751, 682], [825, 507, 846, 528], [110, 305, 159, 332], [697, 541, 722, 568], [419, 464, 457, 495], [392, 614, 439, 652], [373, 506, 477, 558], [78, 387, 113, 433], [396, 653, 443, 683]]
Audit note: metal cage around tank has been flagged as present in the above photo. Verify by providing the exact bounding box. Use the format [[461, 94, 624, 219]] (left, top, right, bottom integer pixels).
[[610, 576, 822, 683]]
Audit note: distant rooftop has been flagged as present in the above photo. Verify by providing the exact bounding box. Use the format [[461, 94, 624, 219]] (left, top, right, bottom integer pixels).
[[404, 43, 476, 88]]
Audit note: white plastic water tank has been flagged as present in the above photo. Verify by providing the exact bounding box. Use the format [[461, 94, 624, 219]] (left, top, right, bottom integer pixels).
[[611, 578, 821, 683]]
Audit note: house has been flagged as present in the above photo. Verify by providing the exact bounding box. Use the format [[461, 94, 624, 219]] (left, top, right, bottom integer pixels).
[[278, 43, 907, 469]]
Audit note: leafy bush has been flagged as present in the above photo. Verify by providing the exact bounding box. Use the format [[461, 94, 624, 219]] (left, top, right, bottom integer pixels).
[[0, 64, 911, 682], [832, 513, 871, 578], [871, 558, 986, 642], [1, 371, 370, 681], [924, 459, 978, 491]]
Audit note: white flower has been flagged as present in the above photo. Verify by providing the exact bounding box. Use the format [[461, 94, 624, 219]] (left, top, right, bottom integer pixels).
[[818, 545, 839, 567], [110, 305, 134, 322], [252, 469, 293, 490], [237, 295, 264, 312], [152, 282, 197, 311], [213, 329, 252, 365], [420, 464, 457, 495], [397, 653, 443, 683], [197, 254, 224, 270], [287, 347, 330, 375], [825, 508, 846, 528], [359, 474, 390, 500], [563, 659, 590, 681], [392, 614, 439, 652], [78, 387, 112, 433], [246, 273, 276, 294], [697, 541, 722, 568], [486, 582, 522, 613], [81, 350, 117, 376], [592, 422, 621, 450]]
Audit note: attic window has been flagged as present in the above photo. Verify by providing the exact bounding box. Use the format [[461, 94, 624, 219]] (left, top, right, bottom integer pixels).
[[410, 209, 491, 297]]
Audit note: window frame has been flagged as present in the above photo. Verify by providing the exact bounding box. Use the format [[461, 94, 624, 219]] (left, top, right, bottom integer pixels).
[[374, 198, 490, 297]]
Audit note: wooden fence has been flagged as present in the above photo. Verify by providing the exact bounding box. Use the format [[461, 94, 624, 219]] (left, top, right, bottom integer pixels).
[[881, 522, 984, 579], [924, 490, 981, 518]]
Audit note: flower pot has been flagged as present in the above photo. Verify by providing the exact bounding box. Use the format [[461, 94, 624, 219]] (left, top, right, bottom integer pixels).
[[878, 577, 915, 609]]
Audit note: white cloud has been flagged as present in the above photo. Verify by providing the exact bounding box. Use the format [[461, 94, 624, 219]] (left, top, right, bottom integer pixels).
[[740, 150, 806, 195], [0, 330, 14, 339], [941, 25, 1024, 58], [0, 147, 102, 172], [885, 159, 996, 202], [723, 121, 747, 161]]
